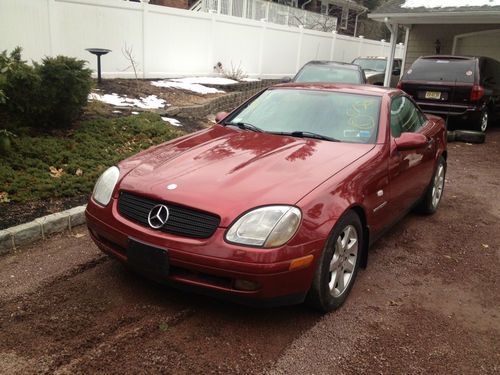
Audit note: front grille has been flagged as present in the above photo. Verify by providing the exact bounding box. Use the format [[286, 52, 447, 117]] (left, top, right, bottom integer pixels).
[[118, 192, 220, 239]]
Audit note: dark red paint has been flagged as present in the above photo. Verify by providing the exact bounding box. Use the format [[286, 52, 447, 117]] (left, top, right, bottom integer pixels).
[[86, 83, 447, 305]]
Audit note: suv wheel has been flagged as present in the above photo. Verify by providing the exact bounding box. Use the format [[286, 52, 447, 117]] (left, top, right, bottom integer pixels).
[[475, 109, 489, 132]]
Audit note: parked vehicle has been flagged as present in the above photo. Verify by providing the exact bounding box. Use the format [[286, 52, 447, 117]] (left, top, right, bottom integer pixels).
[[86, 83, 447, 312], [352, 56, 402, 87], [398, 55, 500, 132], [292, 61, 366, 84]]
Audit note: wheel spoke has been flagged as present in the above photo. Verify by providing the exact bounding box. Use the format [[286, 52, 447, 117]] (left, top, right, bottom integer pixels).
[[341, 227, 351, 249], [329, 255, 340, 272], [343, 258, 354, 273], [337, 269, 345, 291]]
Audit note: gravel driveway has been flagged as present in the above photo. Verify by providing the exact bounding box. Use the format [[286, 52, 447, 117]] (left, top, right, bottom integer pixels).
[[0, 129, 499, 374]]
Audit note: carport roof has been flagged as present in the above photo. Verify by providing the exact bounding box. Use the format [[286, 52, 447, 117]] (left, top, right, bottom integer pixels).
[[369, 0, 500, 24]]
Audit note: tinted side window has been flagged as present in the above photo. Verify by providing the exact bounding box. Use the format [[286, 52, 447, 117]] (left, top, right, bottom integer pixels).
[[390, 96, 426, 137]]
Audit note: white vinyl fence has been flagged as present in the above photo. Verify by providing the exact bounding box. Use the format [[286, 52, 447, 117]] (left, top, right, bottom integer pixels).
[[0, 0, 404, 79]]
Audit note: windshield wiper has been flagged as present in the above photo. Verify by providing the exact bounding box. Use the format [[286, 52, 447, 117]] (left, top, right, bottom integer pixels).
[[270, 131, 340, 142], [226, 122, 263, 133]]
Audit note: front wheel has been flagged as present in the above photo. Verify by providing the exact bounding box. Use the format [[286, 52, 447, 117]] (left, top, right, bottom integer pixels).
[[307, 211, 363, 313], [417, 156, 446, 214]]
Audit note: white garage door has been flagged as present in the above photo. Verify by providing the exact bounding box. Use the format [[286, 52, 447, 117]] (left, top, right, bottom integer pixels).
[[454, 29, 500, 61]]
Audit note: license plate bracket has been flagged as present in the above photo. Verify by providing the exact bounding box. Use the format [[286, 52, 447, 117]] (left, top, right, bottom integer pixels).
[[425, 91, 441, 100], [127, 238, 169, 277]]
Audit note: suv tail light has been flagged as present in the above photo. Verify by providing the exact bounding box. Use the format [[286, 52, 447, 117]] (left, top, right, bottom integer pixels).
[[470, 84, 484, 101]]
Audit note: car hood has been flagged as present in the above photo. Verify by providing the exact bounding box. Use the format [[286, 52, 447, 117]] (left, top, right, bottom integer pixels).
[[118, 125, 374, 226]]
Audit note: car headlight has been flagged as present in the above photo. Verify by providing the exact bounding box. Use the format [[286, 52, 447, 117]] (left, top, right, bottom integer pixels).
[[92, 166, 120, 207], [225, 206, 301, 248]]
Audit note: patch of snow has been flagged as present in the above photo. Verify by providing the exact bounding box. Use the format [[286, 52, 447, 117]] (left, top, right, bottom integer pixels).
[[402, 0, 500, 8], [88, 93, 166, 109], [151, 80, 225, 95], [240, 78, 261, 82], [161, 117, 182, 127], [112, 110, 122, 113], [131, 111, 139, 115], [171, 77, 238, 85]]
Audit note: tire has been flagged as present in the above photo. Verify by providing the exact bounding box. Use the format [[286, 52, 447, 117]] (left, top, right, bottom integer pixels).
[[474, 108, 489, 132], [307, 210, 363, 313], [454, 130, 486, 144], [447, 130, 456, 142], [417, 156, 446, 215]]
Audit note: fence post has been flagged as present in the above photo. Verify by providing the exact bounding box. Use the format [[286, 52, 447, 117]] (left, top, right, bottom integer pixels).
[[329, 30, 337, 61], [296, 25, 304, 72], [142, 1, 148, 78], [47, 0, 56, 56], [217, 0, 222, 14], [357, 35, 364, 59], [265, 1, 270, 21], [242, 0, 247, 18], [258, 19, 266, 76]]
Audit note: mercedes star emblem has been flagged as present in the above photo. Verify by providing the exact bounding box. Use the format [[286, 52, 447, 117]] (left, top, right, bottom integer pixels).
[[147, 204, 170, 229]]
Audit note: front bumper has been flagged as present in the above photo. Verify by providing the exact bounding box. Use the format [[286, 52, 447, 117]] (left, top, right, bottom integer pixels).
[[85, 199, 325, 306]]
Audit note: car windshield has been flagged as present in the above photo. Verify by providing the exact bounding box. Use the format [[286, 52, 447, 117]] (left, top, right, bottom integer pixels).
[[225, 88, 381, 144], [353, 58, 387, 72], [403, 58, 476, 83], [294, 64, 362, 84]]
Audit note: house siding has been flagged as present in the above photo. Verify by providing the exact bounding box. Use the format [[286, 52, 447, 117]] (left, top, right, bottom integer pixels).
[[404, 24, 500, 70]]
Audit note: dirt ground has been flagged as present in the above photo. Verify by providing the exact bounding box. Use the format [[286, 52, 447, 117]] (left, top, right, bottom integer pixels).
[[0, 129, 499, 374]]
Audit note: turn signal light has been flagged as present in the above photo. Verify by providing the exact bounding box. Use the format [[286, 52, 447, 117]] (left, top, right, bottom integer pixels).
[[289, 255, 314, 271], [470, 84, 484, 101]]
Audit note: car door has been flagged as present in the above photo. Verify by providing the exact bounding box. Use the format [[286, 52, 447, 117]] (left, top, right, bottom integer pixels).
[[387, 95, 436, 216]]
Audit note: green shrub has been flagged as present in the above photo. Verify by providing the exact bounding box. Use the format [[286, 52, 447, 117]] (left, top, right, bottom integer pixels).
[[0, 48, 92, 129], [36, 56, 93, 128]]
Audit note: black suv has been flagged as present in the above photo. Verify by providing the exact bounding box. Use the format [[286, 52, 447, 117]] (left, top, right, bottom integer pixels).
[[398, 55, 500, 132]]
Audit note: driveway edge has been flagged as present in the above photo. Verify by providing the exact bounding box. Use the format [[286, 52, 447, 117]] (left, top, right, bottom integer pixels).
[[0, 205, 87, 255]]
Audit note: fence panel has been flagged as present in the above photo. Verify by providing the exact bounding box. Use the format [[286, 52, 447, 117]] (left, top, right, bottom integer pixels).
[[0, 0, 405, 79]]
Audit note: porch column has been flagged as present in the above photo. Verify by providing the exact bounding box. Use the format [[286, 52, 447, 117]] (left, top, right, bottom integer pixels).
[[384, 19, 398, 87]]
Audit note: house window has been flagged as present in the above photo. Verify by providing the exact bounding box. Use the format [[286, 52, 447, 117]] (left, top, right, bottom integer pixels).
[[340, 6, 349, 29]]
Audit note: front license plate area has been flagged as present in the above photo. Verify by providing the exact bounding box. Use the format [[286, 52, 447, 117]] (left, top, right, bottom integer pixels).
[[425, 91, 441, 100], [127, 238, 169, 277]]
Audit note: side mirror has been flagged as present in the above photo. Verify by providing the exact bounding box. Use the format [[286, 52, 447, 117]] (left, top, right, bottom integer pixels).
[[281, 76, 292, 83], [215, 111, 229, 123], [395, 132, 427, 151]]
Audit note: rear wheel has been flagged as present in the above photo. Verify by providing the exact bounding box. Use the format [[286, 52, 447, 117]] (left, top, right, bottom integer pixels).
[[307, 211, 362, 312], [417, 156, 446, 214], [475, 109, 489, 132]]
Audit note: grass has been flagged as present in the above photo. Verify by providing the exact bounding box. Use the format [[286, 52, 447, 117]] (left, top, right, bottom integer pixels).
[[0, 112, 183, 203]]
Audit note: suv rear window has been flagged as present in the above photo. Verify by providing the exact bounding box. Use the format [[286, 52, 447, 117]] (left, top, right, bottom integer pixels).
[[404, 58, 476, 83]]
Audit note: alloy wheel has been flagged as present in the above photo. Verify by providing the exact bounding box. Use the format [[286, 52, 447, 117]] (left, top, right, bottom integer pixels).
[[328, 225, 358, 297], [431, 164, 445, 208]]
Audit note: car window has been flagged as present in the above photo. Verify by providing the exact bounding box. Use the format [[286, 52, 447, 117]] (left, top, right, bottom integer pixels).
[[226, 89, 381, 144], [353, 58, 387, 72], [403, 58, 476, 83], [294, 65, 363, 84], [390, 96, 426, 138]]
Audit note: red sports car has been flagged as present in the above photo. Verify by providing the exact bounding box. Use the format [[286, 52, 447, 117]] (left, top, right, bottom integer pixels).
[[86, 83, 447, 312]]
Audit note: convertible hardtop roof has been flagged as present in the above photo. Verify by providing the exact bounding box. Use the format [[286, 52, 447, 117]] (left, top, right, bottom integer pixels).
[[272, 82, 399, 96]]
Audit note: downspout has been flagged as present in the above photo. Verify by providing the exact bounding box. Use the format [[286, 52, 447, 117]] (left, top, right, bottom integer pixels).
[[400, 26, 411, 76], [384, 18, 398, 87]]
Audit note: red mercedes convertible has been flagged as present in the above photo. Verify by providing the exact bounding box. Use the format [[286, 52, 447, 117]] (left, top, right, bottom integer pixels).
[[86, 83, 447, 312]]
